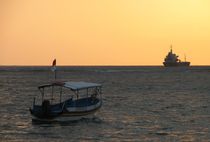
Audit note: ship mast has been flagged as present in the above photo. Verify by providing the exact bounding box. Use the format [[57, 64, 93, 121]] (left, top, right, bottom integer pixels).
[[170, 45, 173, 53]]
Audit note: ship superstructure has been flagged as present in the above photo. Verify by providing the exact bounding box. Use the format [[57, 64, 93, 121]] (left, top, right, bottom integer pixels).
[[163, 46, 190, 67]]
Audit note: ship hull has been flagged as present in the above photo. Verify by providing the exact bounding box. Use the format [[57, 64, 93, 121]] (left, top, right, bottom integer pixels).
[[163, 62, 190, 67]]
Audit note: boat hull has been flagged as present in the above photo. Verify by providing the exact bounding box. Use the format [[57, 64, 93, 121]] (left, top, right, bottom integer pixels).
[[30, 99, 102, 122], [31, 109, 99, 122], [163, 62, 190, 67]]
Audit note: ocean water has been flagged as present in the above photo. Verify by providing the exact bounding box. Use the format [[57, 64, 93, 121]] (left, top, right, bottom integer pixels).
[[0, 66, 210, 142]]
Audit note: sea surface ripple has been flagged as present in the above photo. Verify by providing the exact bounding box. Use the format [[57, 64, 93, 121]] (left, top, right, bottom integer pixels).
[[0, 66, 210, 141]]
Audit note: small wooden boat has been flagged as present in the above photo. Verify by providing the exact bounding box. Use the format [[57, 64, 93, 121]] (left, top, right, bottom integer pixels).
[[30, 81, 102, 121]]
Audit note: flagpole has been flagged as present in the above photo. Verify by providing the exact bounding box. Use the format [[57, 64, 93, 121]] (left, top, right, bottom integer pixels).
[[52, 59, 57, 81], [55, 69, 57, 80]]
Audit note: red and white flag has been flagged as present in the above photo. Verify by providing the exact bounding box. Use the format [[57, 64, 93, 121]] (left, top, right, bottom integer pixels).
[[51, 59, 56, 72]]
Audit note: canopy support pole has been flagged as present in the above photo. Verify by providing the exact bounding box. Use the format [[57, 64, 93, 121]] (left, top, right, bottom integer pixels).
[[60, 87, 62, 104], [51, 85, 54, 103], [41, 88, 44, 102]]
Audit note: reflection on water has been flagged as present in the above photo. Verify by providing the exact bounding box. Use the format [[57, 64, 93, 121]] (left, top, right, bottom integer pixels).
[[0, 66, 210, 141], [31, 117, 103, 126]]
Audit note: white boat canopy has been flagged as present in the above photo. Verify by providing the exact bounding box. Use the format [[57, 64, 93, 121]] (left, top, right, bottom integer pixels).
[[64, 81, 102, 91], [38, 81, 102, 91]]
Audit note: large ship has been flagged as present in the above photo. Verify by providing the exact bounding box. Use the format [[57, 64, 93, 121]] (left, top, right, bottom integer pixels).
[[163, 46, 190, 67]]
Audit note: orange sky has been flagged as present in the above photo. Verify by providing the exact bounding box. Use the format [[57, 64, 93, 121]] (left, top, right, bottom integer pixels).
[[1, 0, 210, 65]]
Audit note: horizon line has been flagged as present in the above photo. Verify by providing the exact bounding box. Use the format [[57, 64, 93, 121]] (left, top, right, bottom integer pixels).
[[0, 65, 210, 67]]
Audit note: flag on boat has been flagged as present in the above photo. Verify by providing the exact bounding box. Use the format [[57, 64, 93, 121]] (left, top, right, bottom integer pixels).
[[51, 59, 56, 72]]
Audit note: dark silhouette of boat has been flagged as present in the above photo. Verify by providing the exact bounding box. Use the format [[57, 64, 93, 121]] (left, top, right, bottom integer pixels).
[[30, 81, 102, 121], [29, 59, 103, 122], [163, 46, 190, 67]]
